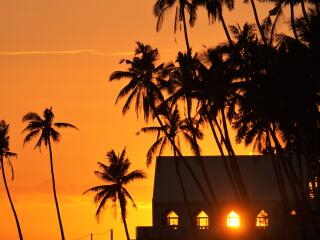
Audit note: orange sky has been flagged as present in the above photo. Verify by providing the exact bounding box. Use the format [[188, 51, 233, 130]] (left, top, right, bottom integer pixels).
[[0, 1, 293, 239]]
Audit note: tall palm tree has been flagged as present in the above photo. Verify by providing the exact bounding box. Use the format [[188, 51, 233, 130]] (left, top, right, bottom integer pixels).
[[137, 106, 205, 239], [0, 120, 23, 240], [83, 148, 146, 240], [243, 0, 268, 45], [161, 52, 221, 203], [268, 0, 300, 41], [193, 0, 234, 44], [110, 42, 212, 206], [137, 107, 203, 166], [153, 0, 197, 53], [197, 43, 251, 203], [22, 107, 78, 240]]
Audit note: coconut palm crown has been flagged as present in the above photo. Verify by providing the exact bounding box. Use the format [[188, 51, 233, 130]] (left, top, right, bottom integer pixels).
[[22, 107, 78, 240], [84, 148, 146, 240]]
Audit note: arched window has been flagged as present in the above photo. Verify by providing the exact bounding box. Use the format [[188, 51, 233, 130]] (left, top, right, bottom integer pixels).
[[227, 210, 240, 228], [167, 211, 179, 229], [256, 210, 269, 228], [196, 211, 209, 230]]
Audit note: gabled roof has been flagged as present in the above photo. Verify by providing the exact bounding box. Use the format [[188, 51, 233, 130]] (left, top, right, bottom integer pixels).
[[153, 155, 299, 203]]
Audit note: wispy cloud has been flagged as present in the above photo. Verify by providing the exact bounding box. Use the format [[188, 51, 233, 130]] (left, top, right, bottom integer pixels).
[[94, 51, 134, 56], [0, 49, 98, 55], [0, 49, 135, 56]]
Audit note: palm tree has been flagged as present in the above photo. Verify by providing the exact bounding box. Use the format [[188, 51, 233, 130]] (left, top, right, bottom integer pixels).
[[153, 0, 197, 53], [110, 42, 212, 206], [197, 42, 251, 203], [22, 107, 78, 240], [243, 0, 268, 45], [193, 0, 235, 44], [160, 52, 221, 204], [0, 120, 23, 240], [110, 42, 165, 122], [268, 0, 300, 41], [138, 106, 206, 239], [83, 148, 146, 240]]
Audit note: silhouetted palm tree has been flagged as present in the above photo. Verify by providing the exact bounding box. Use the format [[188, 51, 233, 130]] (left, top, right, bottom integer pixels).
[[153, 0, 197, 52], [0, 120, 23, 240], [22, 108, 78, 240], [161, 52, 221, 203], [198, 42, 251, 203], [243, 0, 268, 44], [138, 106, 203, 239], [137, 106, 203, 165], [110, 42, 212, 206], [193, 0, 234, 43], [110, 42, 165, 122], [268, 0, 300, 40], [83, 148, 146, 240]]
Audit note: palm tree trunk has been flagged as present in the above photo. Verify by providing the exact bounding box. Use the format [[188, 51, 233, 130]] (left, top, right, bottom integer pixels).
[[210, 110, 247, 194], [315, 2, 320, 16], [1, 158, 23, 240], [204, 108, 240, 200], [249, 0, 268, 45], [185, 99, 218, 205], [269, 12, 281, 46], [173, 149, 196, 240], [290, 1, 299, 41], [152, 104, 213, 208], [182, 7, 191, 54], [300, 0, 310, 26], [217, 5, 233, 44], [220, 110, 250, 202], [48, 139, 65, 240], [269, 129, 302, 204], [120, 204, 131, 240]]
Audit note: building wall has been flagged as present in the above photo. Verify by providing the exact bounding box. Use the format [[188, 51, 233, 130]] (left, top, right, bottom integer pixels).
[[147, 200, 286, 240]]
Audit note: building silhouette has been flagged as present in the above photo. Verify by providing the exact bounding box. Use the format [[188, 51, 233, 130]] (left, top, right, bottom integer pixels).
[[136, 155, 318, 240]]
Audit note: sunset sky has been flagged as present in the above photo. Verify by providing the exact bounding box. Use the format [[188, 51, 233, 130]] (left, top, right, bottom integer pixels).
[[0, 1, 289, 239]]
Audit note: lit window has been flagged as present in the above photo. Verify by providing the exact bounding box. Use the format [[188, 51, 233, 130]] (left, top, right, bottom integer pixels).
[[167, 211, 179, 229], [256, 210, 269, 228], [227, 210, 240, 228], [308, 177, 318, 199], [290, 210, 297, 216], [196, 211, 209, 230]]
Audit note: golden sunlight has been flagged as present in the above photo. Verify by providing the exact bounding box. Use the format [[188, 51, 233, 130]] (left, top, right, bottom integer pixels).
[[227, 210, 240, 228]]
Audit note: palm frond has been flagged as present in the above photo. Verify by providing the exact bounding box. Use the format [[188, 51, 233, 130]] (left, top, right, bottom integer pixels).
[[22, 112, 43, 122], [122, 170, 146, 184], [50, 129, 61, 142], [23, 129, 40, 146], [123, 188, 137, 208], [54, 122, 78, 130], [109, 71, 135, 81]]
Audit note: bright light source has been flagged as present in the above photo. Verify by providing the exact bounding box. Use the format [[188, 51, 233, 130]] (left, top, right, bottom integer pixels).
[[227, 210, 240, 228], [290, 210, 297, 216]]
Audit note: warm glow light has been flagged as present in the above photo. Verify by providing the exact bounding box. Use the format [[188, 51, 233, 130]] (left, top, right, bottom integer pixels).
[[196, 211, 209, 229], [227, 210, 240, 228], [308, 177, 318, 199], [256, 210, 269, 228], [167, 211, 179, 229], [290, 210, 297, 216]]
